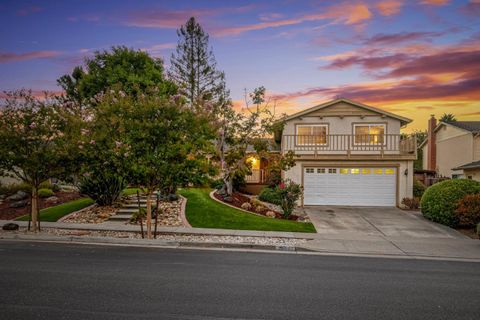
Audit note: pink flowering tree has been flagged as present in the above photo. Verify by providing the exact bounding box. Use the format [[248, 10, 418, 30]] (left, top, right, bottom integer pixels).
[[0, 90, 81, 231]]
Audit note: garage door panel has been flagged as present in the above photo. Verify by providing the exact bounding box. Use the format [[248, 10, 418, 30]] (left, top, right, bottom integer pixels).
[[304, 167, 396, 206]]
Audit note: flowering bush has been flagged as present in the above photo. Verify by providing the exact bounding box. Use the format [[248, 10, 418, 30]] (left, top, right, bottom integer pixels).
[[275, 180, 303, 218], [454, 193, 480, 228]]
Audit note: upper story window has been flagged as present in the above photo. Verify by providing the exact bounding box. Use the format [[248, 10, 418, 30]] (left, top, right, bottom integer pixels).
[[296, 124, 328, 145], [354, 124, 385, 145]]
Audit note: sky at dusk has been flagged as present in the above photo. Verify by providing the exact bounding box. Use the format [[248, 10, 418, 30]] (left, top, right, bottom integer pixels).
[[1, 0, 479, 131]]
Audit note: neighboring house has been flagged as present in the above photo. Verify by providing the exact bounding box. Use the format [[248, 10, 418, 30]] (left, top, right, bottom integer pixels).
[[245, 98, 417, 207], [419, 116, 480, 180]]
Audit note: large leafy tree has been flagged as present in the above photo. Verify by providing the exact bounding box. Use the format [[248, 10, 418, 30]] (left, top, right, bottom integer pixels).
[[58, 46, 176, 102], [169, 17, 224, 107], [95, 90, 214, 238], [0, 90, 81, 231]]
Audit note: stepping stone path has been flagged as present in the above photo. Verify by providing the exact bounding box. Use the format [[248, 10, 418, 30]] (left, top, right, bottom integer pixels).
[[109, 193, 184, 227], [109, 193, 158, 222]]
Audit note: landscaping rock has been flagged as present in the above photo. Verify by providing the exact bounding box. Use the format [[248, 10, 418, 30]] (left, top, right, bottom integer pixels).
[[2, 223, 19, 231], [223, 196, 233, 203], [265, 211, 275, 218], [241, 202, 252, 210], [9, 199, 29, 208], [6, 191, 29, 201], [167, 194, 179, 201], [0, 194, 6, 200], [45, 196, 60, 204]]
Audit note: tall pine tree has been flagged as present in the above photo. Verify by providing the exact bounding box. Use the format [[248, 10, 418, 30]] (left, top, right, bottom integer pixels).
[[169, 17, 224, 107]]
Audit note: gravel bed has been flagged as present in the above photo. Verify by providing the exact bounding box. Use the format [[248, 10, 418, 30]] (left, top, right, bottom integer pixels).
[[62, 205, 117, 224], [1, 227, 307, 247]]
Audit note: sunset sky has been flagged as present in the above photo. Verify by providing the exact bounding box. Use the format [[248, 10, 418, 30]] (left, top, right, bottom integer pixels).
[[1, 0, 479, 131]]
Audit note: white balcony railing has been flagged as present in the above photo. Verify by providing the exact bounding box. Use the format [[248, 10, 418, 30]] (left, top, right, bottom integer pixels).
[[281, 134, 416, 157], [245, 169, 267, 183]]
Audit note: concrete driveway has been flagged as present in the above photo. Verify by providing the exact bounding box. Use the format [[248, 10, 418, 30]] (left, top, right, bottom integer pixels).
[[304, 206, 466, 239]]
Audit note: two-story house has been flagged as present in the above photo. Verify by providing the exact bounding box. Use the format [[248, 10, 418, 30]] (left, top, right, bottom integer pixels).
[[245, 98, 417, 207], [419, 116, 480, 180]]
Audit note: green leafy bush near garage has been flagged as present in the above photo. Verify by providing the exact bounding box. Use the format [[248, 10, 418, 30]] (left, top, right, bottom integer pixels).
[[413, 178, 426, 198], [421, 179, 480, 227], [258, 187, 281, 205]]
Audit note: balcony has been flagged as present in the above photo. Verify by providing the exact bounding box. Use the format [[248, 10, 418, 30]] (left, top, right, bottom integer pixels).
[[281, 134, 416, 159]]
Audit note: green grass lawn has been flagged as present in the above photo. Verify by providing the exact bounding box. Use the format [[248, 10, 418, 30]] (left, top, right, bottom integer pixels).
[[121, 188, 143, 196], [16, 198, 95, 222], [179, 188, 316, 233]]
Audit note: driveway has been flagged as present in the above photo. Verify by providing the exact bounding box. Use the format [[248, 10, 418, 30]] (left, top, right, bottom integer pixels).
[[304, 206, 467, 239]]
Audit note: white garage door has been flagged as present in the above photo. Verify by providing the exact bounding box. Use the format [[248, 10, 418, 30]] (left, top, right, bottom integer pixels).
[[303, 167, 396, 206]]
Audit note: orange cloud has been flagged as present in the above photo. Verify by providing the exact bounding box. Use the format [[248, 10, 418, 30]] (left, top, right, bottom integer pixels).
[[420, 0, 449, 5], [377, 0, 403, 16], [213, 2, 372, 36], [0, 51, 61, 63]]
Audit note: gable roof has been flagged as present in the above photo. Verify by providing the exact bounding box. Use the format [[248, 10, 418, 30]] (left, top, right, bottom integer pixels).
[[453, 160, 480, 170], [284, 98, 412, 126], [437, 121, 480, 133]]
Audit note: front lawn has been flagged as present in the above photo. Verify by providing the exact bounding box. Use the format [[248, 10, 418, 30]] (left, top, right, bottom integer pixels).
[[16, 198, 94, 222], [179, 188, 316, 233]]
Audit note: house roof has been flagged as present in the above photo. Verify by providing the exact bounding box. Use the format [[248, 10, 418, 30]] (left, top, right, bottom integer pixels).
[[453, 160, 480, 171], [284, 98, 412, 126], [438, 121, 480, 133], [419, 120, 480, 149]]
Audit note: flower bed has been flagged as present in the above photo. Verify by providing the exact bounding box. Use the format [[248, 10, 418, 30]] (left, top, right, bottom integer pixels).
[[213, 191, 305, 221]]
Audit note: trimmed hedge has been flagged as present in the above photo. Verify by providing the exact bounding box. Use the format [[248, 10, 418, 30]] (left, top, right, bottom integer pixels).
[[421, 179, 480, 227]]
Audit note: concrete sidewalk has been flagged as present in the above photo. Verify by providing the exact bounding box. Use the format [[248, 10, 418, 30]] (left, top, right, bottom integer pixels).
[[1, 220, 479, 261]]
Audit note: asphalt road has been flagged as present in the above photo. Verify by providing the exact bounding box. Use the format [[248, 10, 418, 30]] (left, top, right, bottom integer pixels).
[[0, 241, 479, 320]]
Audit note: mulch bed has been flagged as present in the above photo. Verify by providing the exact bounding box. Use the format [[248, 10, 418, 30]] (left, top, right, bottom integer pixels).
[[213, 191, 300, 221], [0, 191, 81, 220]]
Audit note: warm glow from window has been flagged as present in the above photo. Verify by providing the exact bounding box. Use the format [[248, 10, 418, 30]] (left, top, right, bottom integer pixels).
[[247, 156, 260, 169], [362, 169, 371, 174], [374, 169, 383, 174], [340, 168, 349, 174], [354, 124, 385, 145], [385, 169, 395, 175], [296, 125, 328, 145], [351, 168, 360, 174]]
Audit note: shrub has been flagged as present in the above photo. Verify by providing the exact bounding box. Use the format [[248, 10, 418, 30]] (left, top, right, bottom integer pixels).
[[421, 179, 480, 227], [402, 197, 420, 210], [454, 194, 480, 228], [276, 180, 303, 218], [413, 178, 426, 198], [258, 187, 281, 205], [210, 178, 224, 190], [79, 174, 127, 206], [0, 182, 32, 195], [39, 180, 53, 190], [38, 188, 55, 198]]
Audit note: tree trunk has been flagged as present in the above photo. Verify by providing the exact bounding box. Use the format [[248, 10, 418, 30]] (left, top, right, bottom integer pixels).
[[31, 186, 38, 232], [146, 190, 152, 239], [226, 177, 233, 196]]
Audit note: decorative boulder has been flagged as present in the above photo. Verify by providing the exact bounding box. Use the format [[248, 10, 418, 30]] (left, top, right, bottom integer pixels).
[[223, 196, 233, 203], [2, 223, 19, 231], [45, 196, 60, 204], [9, 199, 29, 208], [255, 205, 266, 213], [241, 202, 252, 210], [265, 211, 276, 218], [6, 191, 29, 201]]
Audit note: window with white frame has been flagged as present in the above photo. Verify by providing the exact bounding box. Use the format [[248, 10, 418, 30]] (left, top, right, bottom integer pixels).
[[354, 124, 385, 145], [296, 124, 328, 145]]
